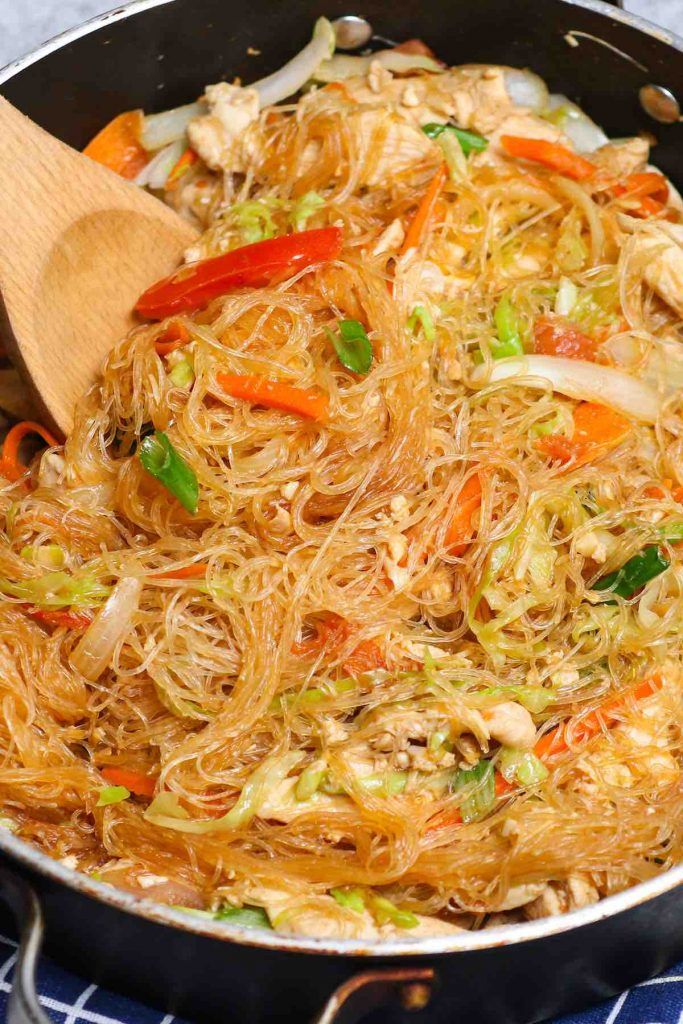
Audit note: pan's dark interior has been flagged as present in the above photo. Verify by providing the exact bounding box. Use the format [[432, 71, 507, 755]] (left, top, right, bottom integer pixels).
[[2, 0, 683, 183], [1, 1, 683, 1022]]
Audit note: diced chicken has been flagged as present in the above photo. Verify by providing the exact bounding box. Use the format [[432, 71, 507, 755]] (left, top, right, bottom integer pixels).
[[575, 529, 612, 564], [188, 83, 260, 172], [372, 218, 406, 256], [592, 137, 649, 178], [566, 873, 600, 911], [493, 881, 547, 911], [524, 883, 566, 919], [390, 494, 411, 523], [280, 481, 299, 501], [524, 875, 599, 919], [624, 221, 683, 319], [480, 701, 536, 749]]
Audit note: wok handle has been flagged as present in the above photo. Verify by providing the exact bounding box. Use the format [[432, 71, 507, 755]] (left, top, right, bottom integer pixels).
[[311, 966, 435, 1024], [0, 867, 52, 1024]]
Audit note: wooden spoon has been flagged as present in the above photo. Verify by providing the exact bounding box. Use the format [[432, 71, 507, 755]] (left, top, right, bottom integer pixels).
[[0, 97, 198, 436]]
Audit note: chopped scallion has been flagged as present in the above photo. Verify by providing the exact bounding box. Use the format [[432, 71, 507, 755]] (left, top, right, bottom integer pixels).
[[139, 431, 199, 515]]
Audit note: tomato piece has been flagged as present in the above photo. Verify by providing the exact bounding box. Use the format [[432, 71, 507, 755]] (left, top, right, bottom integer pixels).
[[136, 227, 343, 319]]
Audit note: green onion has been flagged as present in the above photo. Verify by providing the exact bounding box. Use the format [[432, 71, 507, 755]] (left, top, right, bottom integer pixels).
[[492, 293, 524, 358], [215, 904, 272, 929], [331, 886, 366, 914], [498, 748, 548, 786], [659, 522, 683, 542], [290, 191, 324, 232], [169, 358, 195, 388], [0, 571, 110, 609], [295, 764, 325, 801], [407, 305, 436, 342], [20, 544, 65, 569], [96, 785, 130, 807], [368, 894, 419, 929], [139, 431, 199, 515], [421, 123, 489, 155], [325, 319, 373, 375], [452, 759, 495, 822], [594, 545, 670, 600], [360, 771, 408, 797]]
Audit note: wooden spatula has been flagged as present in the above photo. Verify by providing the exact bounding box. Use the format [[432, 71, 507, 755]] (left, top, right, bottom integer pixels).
[[0, 96, 198, 437]]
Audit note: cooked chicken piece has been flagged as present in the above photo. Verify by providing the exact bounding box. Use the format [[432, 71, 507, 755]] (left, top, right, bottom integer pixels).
[[623, 220, 683, 319], [524, 875, 599, 920], [524, 883, 566, 919], [566, 873, 600, 911], [592, 137, 649, 178], [371, 218, 406, 256], [188, 83, 260, 172], [480, 701, 536, 749], [493, 881, 547, 911]]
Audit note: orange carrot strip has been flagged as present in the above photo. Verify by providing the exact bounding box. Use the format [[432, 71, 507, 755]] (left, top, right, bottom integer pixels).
[[154, 321, 191, 356], [0, 421, 60, 483], [445, 474, 483, 555], [400, 162, 448, 256], [500, 136, 596, 182], [534, 315, 596, 361], [216, 373, 329, 421], [165, 147, 199, 191], [534, 674, 663, 762], [292, 612, 385, 677], [535, 402, 631, 471], [25, 607, 92, 630], [83, 110, 149, 181], [101, 767, 157, 797], [150, 563, 207, 580]]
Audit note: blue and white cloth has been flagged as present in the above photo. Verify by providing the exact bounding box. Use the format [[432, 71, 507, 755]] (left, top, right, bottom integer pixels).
[[0, 927, 682, 1024]]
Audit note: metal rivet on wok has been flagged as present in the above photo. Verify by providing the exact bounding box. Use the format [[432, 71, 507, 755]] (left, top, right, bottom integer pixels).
[[331, 15, 373, 50], [400, 981, 433, 1012], [639, 84, 681, 124]]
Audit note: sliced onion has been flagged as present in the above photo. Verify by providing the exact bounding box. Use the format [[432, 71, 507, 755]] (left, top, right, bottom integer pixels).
[[314, 50, 443, 83], [545, 94, 608, 153], [71, 577, 142, 681], [134, 138, 186, 188], [471, 355, 661, 423], [503, 68, 549, 114], [140, 102, 205, 152], [254, 17, 335, 108]]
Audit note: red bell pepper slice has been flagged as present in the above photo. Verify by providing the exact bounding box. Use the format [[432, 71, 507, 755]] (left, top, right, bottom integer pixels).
[[135, 227, 343, 319]]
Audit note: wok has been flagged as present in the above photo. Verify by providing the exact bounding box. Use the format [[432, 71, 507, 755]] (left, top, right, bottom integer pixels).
[[0, 1, 682, 1021]]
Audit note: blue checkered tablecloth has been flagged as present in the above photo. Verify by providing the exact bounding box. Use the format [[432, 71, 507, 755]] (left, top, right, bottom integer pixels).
[[0, 926, 681, 1024]]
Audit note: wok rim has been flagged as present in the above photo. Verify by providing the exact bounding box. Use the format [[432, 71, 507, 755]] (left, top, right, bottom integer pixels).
[[0, 0, 681, 960]]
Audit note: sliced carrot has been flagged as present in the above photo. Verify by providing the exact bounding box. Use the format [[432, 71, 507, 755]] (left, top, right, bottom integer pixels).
[[534, 673, 663, 762], [644, 479, 673, 500], [216, 373, 329, 422], [25, 607, 92, 630], [150, 563, 207, 580], [101, 767, 157, 798], [534, 315, 596, 361], [445, 474, 483, 555], [154, 321, 191, 357], [83, 110, 149, 181], [536, 402, 631, 471], [500, 136, 596, 182], [0, 421, 60, 483], [400, 162, 448, 256], [165, 147, 199, 191], [292, 612, 385, 677]]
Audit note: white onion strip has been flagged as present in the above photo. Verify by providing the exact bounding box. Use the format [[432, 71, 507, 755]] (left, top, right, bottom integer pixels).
[[314, 50, 443, 82], [134, 139, 186, 188], [254, 17, 335, 108], [71, 577, 142, 681], [140, 102, 204, 152], [471, 355, 661, 423]]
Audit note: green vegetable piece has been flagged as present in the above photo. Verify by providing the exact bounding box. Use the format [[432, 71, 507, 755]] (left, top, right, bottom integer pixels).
[[421, 123, 489, 155], [331, 886, 366, 914], [498, 748, 548, 786], [20, 544, 65, 569], [233, 198, 281, 244], [594, 545, 670, 599], [291, 191, 324, 231], [96, 785, 130, 807], [492, 293, 524, 358], [325, 320, 373, 375], [169, 358, 195, 388], [407, 305, 436, 342], [0, 571, 110, 608], [452, 759, 495, 823], [295, 764, 325, 801], [369, 894, 419, 929], [139, 431, 199, 515], [360, 771, 408, 797], [215, 904, 273, 929]]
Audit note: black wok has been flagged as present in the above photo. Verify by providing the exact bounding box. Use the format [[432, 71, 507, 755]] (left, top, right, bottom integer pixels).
[[0, 1, 682, 1021]]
